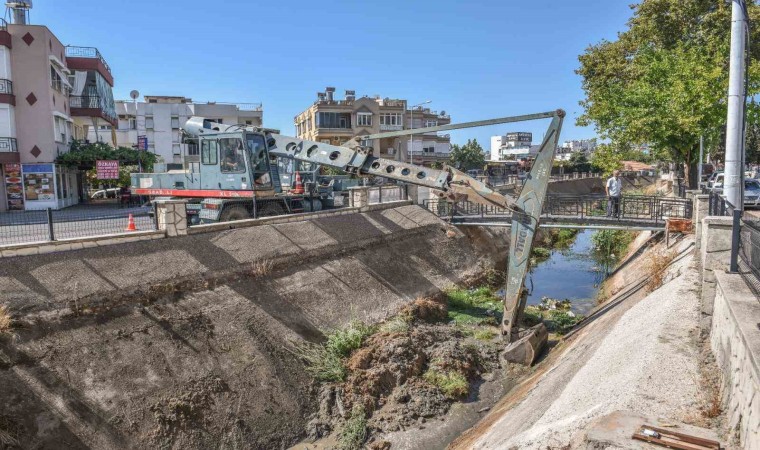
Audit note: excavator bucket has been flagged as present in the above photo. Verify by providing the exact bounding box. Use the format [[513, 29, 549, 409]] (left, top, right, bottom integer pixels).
[[502, 111, 564, 365]]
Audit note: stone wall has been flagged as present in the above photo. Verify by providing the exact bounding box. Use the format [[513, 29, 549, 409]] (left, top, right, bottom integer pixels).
[[711, 271, 760, 449]]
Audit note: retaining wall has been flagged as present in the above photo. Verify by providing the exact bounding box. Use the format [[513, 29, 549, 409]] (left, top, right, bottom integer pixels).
[[0, 204, 506, 449]]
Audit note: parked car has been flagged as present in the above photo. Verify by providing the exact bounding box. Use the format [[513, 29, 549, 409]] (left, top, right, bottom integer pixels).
[[707, 171, 723, 189], [90, 188, 121, 199], [745, 179, 760, 209]]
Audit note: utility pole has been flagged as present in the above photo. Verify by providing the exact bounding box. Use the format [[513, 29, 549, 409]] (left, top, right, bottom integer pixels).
[[698, 135, 704, 187], [725, 0, 748, 209]]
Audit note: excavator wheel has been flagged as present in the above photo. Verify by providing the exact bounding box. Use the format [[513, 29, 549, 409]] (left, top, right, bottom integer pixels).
[[219, 205, 250, 222]]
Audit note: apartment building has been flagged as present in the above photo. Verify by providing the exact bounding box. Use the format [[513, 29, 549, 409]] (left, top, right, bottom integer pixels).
[[293, 87, 451, 167], [0, 2, 116, 211], [89, 96, 263, 165], [490, 132, 535, 160], [556, 138, 598, 161]]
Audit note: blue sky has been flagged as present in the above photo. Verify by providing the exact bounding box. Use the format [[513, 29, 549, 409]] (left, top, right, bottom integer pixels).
[[36, 0, 633, 147]]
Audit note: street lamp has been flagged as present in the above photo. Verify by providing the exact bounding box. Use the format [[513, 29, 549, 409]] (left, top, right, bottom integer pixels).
[[408, 100, 431, 164]]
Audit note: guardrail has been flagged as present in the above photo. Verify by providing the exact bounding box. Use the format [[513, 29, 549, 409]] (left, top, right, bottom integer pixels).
[[65, 46, 111, 75], [69, 95, 118, 122], [0, 136, 17, 152], [422, 193, 692, 226], [0, 206, 157, 246], [0, 78, 12, 95]]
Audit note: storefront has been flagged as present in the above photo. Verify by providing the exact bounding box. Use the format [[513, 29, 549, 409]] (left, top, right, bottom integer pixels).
[[12, 163, 80, 211]]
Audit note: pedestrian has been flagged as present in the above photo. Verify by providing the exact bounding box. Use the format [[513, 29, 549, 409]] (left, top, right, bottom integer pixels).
[[606, 170, 622, 218]]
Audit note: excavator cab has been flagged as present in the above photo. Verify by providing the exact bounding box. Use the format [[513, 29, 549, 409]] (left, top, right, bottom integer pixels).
[[197, 131, 274, 192]]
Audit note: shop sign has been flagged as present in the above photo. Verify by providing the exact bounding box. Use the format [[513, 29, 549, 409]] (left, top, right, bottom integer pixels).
[[4, 163, 23, 210], [96, 160, 119, 180]]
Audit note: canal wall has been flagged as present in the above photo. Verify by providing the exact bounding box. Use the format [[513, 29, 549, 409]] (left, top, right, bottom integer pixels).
[[0, 204, 507, 449]]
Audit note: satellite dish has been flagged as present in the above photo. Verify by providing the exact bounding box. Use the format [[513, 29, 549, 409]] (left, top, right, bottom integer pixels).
[[129, 90, 139, 100]]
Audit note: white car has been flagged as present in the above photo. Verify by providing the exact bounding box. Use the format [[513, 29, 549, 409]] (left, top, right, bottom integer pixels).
[[90, 188, 121, 199]]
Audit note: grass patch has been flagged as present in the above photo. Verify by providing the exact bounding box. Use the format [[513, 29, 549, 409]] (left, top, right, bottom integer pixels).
[[446, 287, 502, 326], [474, 328, 496, 341], [532, 247, 551, 259], [379, 316, 411, 335], [0, 305, 11, 335], [547, 310, 580, 335], [522, 306, 543, 327], [423, 369, 469, 398], [297, 321, 375, 382], [337, 404, 367, 450], [325, 321, 375, 358]]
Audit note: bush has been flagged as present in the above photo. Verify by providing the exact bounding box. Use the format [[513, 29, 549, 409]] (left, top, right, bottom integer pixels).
[[423, 369, 469, 398], [548, 310, 581, 334], [532, 247, 551, 259], [591, 229, 635, 262], [522, 306, 543, 327], [338, 405, 368, 450], [325, 321, 375, 358]]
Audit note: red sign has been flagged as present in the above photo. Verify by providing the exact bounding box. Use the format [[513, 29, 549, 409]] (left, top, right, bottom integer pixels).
[[96, 160, 119, 180]]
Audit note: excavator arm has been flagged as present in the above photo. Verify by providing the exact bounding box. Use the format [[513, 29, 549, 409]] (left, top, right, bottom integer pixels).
[[266, 109, 565, 365]]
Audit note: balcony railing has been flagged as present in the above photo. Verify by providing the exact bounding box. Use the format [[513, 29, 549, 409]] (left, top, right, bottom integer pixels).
[[0, 78, 12, 95], [69, 95, 118, 122], [0, 18, 7, 31], [65, 46, 111, 75], [0, 137, 18, 152]]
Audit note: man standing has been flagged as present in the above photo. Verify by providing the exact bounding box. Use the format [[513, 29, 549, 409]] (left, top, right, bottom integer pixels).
[[606, 170, 622, 218]]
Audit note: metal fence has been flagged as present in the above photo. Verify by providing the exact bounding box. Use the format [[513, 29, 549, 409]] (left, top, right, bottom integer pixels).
[[0, 205, 157, 246]]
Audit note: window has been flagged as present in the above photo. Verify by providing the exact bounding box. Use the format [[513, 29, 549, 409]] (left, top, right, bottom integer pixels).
[[50, 65, 63, 92], [245, 120, 253, 125], [171, 116, 180, 128], [129, 117, 137, 130], [172, 144, 182, 156], [423, 146, 435, 153], [219, 138, 245, 173], [380, 113, 403, 126], [316, 112, 351, 129], [360, 139, 373, 148], [208, 118, 223, 124], [424, 120, 438, 128], [187, 141, 199, 156], [356, 113, 372, 127], [53, 116, 69, 143], [98, 125, 111, 131], [145, 117, 154, 129], [246, 133, 272, 188], [201, 139, 218, 165]]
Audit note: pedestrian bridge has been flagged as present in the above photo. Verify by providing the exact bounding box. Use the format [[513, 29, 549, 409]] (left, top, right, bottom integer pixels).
[[423, 194, 693, 230]]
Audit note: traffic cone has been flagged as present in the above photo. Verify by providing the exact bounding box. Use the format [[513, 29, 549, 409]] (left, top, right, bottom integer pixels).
[[292, 171, 305, 194], [125, 214, 137, 232]]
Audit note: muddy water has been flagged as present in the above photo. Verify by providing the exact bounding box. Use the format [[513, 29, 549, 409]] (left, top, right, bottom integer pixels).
[[524, 229, 608, 315]]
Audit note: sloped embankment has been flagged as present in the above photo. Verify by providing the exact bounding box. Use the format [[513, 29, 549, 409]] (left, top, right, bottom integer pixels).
[[0, 205, 507, 449]]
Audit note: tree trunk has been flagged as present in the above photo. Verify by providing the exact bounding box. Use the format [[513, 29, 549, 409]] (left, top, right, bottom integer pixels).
[[684, 161, 699, 189]]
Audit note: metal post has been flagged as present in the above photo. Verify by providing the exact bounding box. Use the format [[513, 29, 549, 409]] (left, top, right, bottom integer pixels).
[[153, 202, 158, 230], [730, 209, 741, 272], [698, 135, 704, 186], [725, 0, 747, 211], [46, 208, 55, 241]]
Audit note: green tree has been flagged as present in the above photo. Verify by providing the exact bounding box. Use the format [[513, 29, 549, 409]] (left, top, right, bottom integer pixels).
[[567, 152, 591, 173], [576, 0, 760, 187], [590, 144, 624, 177], [449, 139, 486, 171], [56, 141, 157, 172]]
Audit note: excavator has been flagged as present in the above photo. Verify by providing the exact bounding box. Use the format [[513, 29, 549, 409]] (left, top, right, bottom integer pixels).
[[131, 109, 565, 365]]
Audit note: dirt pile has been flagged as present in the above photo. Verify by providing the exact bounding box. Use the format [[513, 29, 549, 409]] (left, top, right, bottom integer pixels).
[[304, 298, 502, 446]]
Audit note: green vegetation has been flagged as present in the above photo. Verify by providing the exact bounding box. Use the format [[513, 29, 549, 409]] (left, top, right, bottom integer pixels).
[[337, 405, 368, 450], [298, 321, 376, 382], [446, 287, 502, 326], [448, 139, 486, 171], [591, 229, 636, 264], [524, 298, 584, 335], [423, 369, 469, 398], [473, 328, 496, 341], [56, 141, 157, 171], [325, 321, 375, 358], [379, 315, 411, 335], [531, 247, 551, 259], [576, 0, 760, 186]]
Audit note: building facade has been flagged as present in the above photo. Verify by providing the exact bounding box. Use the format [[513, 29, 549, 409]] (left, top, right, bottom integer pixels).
[[294, 87, 451, 167], [0, 10, 116, 211], [89, 96, 263, 165], [556, 138, 598, 161], [490, 132, 534, 160]]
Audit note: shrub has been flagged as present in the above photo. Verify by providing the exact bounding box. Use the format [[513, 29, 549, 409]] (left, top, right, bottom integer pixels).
[[532, 247, 551, 259], [591, 229, 635, 262], [296, 342, 347, 382], [548, 310, 581, 334], [338, 405, 368, 450], [522, 306, 543, 327], [423, 369, 469, 398], [325, 321, 375, 358]]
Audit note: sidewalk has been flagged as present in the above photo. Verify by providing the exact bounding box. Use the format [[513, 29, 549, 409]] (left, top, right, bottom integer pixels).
[[0, 204, 151, 226]]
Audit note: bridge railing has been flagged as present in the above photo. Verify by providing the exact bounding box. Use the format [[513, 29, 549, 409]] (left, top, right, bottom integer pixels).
[[422, 194, 692, 225]]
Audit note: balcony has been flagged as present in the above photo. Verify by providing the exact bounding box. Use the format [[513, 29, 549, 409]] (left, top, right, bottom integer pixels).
[[0, 136, 18, 163], [380, 124, 403, 131], [70, 95, 117, 126], [0, 79, 13, 105], [65, 46, 113, 86], [0, 19, 9, 49]]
